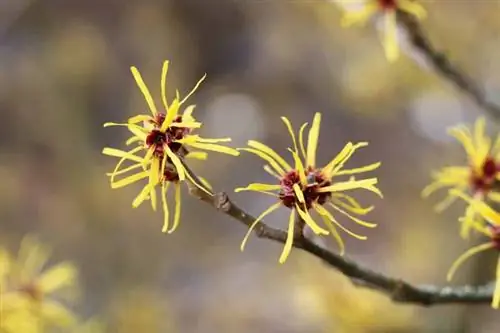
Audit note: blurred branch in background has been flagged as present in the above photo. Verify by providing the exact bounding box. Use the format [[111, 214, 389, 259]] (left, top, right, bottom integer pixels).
[[184, 162, 495, 307], [399, 10, 500, 121]]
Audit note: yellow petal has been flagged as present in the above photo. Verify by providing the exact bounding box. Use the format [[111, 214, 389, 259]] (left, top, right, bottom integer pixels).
[[292, 183, 305, 203], [240, 202, 282, 251], [319, 178, 382, 198], [383, 11, 399, 62], [165, 147, 186, 181], [161, 182, 170, 233], [181, 74, 207, 105], [449, 127, 476, 162], [493, 257, 500, 309], [450, 189, 500, 225], [247, 140, 292, 170], [191, 136, 232, 143], [235, 183, 282, 192], [183, 105, 196, 118], [161, 98, 180, 132], [111, 171, 149, 189], [132, 184, 152, 208], [474, 117, 489, 158], [331, 193, 374, 215], [295, 205, 329, 235], [171, 121, 202, 128], [435, 193, 460, 213], [289, 148, 307, 185], [279, 212, 295, 264], [240, 148, 286, 176], [328, 202, 377, 228], [317, 209, 345, 256], [447, 242, 493, 281], [263, 165, 281, 179], [41, 300, 77, 327], [488, 192, 500, 203], [131, 66, 158, 115], [281, 116, 299, 155], [399, 0, 427, 20], [168, 183, 182, 234], [128, 114, 152, 124], [106, 148, 145, 186], [335, 162, 381, 176], [322, 142, 367, 178], [198, 176, 213, 192], [298, 122, 308, 161], [186, 152, 208, 160], [161, 60, 170, 110], [102, 147, 144, 164], [306, 112, 321, 168], [177, 156, 213, 196], [340, 3, 378, 27], [126, 136, 143, 146], [127, 124, 148, 141], [17, 236, 50, 282], [314, 204, 366, 240], [38, 262, 77, 294], [460, 204, 479, 240], [187, 142, 239, 156], [150, 185, 157, 212]]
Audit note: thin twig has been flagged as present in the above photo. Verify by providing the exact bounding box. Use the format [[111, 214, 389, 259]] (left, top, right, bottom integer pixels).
[[398, 11, 500, 121], [184, 167, 493, 306]]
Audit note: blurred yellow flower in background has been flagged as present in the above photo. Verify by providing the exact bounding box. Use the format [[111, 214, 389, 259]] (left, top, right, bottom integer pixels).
[[102, 60, 239, 233], [335, 0, 426, 62], [423, 117, 500, 239], [0, 236, 79, 332], [291, 256, 418, 333], [107, 287, 175, 333], [447, 190, 500, 309], [236, 112, 382, 263]]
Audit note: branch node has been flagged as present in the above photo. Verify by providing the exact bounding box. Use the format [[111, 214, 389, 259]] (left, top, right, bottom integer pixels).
[[215, 192, 231, 212]]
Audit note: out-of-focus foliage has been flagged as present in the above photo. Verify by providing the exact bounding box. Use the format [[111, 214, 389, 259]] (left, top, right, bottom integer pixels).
[[0, 236, 102, 332], [291, 254, 419, 333]]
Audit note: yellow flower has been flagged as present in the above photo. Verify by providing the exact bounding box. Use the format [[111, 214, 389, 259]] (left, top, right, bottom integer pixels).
[[102, 60, 239, 233], [235, 112, 382, 263], [423, 117, 500, 239], [0, 236, 78, 331], [337, 0, 426, 62], [446, 190, 500, 309]]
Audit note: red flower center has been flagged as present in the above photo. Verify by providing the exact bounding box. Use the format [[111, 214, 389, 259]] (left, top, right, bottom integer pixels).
[[489, 225, 500, 250], [378, 0, 397, 10], [471, 157, 499, 193], [279, 168, 332, 210], [146, 130, 168, 157], [163, 164, 180, 182], [19, 283, 42, 301], [145, 113, 192, 158]]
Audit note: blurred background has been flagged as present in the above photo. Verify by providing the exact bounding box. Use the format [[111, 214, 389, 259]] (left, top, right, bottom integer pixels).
[[1, 0, 500, 332]]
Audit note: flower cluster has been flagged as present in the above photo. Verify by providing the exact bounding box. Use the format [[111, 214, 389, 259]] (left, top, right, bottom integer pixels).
[[334, 0, 426, 62], [0, 236, 101, 332], [103, 61, 239, 233], [423, 117, 500, 239], [423, 117, 500, 309], [235, 113, 382, 263], [102, 60, 382, 264], [446, 191, 500, 309]]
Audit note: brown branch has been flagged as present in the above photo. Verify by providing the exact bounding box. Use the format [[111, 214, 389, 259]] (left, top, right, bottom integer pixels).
[[187, 178, 494, 306], [398, 11, 500, 121]]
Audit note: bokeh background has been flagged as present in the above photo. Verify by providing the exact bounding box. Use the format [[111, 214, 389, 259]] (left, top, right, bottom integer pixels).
[[1, 0, 500, 332]]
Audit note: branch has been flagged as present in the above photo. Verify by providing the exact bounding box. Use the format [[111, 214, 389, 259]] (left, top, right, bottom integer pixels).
[[182, 162, 493, 306], [398, 11, 500, 121]]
